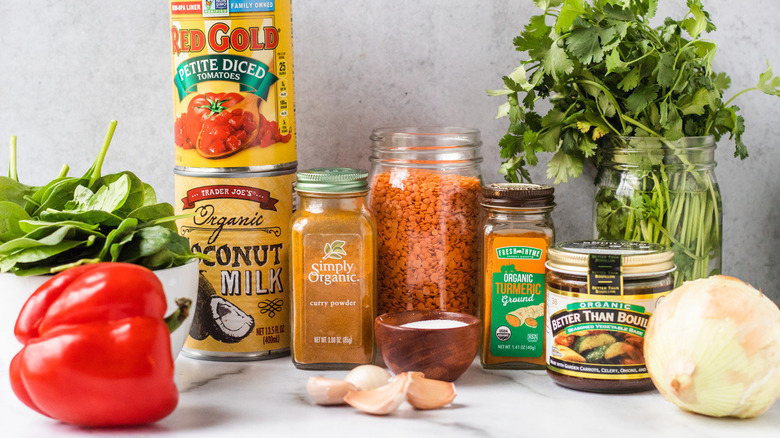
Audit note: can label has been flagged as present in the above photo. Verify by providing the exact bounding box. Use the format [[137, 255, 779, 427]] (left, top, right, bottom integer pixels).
[[545, 285, 669, 380], [175, 172, 293, 355], [170, 1, 296, 169], [486, 237, 547, 359]]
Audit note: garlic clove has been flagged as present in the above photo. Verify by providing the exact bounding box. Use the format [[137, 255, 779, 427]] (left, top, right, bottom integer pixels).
[[344, 364, 392, 391], [406, 372, 457, 410], [343, 372, 411, 415], [306, 377, 356, 406]]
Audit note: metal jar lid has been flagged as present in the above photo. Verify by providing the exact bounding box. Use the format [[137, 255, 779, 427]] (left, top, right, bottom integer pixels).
[[546, 240, 675, 276], [481, 183, 555, 208], [295, 168, 369, 193]]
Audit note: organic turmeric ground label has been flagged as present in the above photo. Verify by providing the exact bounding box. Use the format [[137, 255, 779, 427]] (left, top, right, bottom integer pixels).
[[487, 236, 548, 358]]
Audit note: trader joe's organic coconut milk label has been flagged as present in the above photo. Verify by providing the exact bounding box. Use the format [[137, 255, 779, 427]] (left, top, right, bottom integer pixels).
[[175, 171, 293, 358], [169, 1, 296, 170]]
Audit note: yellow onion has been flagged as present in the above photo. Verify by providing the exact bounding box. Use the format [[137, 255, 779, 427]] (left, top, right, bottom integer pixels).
[[645, 275, 780, 418]]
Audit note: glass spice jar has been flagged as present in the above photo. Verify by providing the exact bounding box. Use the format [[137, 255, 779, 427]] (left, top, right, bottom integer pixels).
[[545, 241, 675, 393], [480, 183, 555, 370], [368, 127, 482, 316], [290, 168, 376, 370]]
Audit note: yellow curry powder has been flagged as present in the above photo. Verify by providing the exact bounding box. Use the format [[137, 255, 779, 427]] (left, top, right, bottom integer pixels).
[[290, 169, 376, 369]]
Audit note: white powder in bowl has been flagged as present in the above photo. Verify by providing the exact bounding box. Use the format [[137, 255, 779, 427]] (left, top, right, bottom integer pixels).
[[400, 319, 469, 329]]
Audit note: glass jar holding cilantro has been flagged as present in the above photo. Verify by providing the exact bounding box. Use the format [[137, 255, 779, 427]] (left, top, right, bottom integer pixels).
[[489, 1, 780, 287], [595, 136, 720, 286]]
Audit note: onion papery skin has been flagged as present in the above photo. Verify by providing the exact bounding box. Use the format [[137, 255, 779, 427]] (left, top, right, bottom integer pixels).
[[645, 275, 780, 418]]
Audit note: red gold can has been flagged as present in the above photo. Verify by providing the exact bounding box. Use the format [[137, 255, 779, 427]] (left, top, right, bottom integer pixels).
[[169, 1, 296, 171]]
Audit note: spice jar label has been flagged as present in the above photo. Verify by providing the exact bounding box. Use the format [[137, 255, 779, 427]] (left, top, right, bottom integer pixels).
[[487, 237, 547, 358], [545, 289, 668, 380], [300, 234, 367, 351]]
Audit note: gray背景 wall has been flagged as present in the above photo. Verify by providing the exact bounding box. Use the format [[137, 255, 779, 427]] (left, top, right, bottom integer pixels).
[[0, 1, 777, 303]]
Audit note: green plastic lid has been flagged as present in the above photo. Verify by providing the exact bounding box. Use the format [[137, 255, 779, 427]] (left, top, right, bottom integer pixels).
[[295, 168, 369, 193]]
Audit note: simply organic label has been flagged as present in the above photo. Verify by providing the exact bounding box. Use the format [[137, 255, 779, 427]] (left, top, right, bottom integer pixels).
[[488, 237, 547, 358], [302, 235, 365, 348]]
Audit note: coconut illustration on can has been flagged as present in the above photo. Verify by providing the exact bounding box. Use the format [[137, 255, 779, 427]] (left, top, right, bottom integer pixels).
[[189, 273, 256, 344]]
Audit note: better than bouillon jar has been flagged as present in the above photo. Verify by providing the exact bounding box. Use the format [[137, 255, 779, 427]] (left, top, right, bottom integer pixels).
[[545, 241, 674, 392], [291, 169, 376, 369], [480, 184, 555, 370]]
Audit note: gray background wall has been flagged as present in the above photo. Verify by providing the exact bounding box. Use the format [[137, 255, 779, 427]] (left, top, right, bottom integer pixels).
[[0, 1, 777, 303]]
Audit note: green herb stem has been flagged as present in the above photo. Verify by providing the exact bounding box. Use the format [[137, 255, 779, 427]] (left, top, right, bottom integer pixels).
[[56, 164, 70, 179], [9, 135, 18, 181], [89, 120, 118, 187], [723, 87, 760, 108]]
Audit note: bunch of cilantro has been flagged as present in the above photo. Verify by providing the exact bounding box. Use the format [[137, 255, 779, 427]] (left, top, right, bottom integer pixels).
[[490, 0, 780, 285], [0, 121, 204, 276]]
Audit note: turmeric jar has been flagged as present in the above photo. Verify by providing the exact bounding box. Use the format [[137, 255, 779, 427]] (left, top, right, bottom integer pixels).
[[290, 168, 376, 370], [369, 127, 482, 316], [480, 183, 555, 369]]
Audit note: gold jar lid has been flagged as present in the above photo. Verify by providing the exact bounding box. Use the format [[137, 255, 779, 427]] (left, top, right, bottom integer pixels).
[[547, 240, 674, 276]]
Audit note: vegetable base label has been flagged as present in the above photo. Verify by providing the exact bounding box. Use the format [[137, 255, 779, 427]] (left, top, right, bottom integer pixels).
[[487, 237, 546, 358], [170, 1, 296, 169], [176, 172, 293, 356], [545, 286, 669, 380]]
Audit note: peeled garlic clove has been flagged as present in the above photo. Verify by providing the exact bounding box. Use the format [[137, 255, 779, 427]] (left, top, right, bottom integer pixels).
[[406, 372, 457, 410], [307, 377, 356, 405], [343, 372, 411, 415], [344, 364, 392, 391]]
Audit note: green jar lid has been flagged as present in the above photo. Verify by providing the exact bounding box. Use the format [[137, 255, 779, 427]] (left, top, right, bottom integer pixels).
[[296, 168, 369, 193]]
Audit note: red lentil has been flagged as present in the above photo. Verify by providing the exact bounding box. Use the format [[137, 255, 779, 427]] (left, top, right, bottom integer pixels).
[[370, 169, 481, 315]]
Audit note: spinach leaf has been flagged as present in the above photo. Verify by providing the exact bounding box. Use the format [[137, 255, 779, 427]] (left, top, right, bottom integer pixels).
[[0, 121, 203, 275], [0, 201, 30, 243]]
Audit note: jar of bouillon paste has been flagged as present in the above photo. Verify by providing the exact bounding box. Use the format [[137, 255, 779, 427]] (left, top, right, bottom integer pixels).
[[545, 241, 674, 392], [290, 168, 377, 369]]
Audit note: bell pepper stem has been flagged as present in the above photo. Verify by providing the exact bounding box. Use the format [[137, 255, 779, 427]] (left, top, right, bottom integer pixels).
[[164, 298, 192, 333]]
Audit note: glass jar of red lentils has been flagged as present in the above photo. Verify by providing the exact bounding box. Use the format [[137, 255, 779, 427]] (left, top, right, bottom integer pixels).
[[368, 127, 483, 316]]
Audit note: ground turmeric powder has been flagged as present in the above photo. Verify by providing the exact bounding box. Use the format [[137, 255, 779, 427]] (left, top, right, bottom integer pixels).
[[479, 184, 555, 369]]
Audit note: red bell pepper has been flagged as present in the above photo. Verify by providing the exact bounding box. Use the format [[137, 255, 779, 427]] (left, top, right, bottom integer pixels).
[[9, 263, 179, 426]]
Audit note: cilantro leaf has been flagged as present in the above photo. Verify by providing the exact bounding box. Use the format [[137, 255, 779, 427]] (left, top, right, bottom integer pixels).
[[555, 0, 587, 34], [543, 39, 575, 78], [625, 85, 659, 114], [546, 150, 583, 184], [756, 63, 780, 96]]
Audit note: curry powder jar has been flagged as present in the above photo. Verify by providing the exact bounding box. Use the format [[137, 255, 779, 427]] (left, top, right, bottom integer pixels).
[[290, 168, 377, 369]]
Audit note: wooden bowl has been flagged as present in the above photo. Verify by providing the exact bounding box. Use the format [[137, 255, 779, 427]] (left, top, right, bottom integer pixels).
[[375, 310, 481, 382]]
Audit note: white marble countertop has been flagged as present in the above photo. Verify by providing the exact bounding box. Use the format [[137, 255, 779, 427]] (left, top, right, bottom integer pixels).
[[2, 355, 779, 437]]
